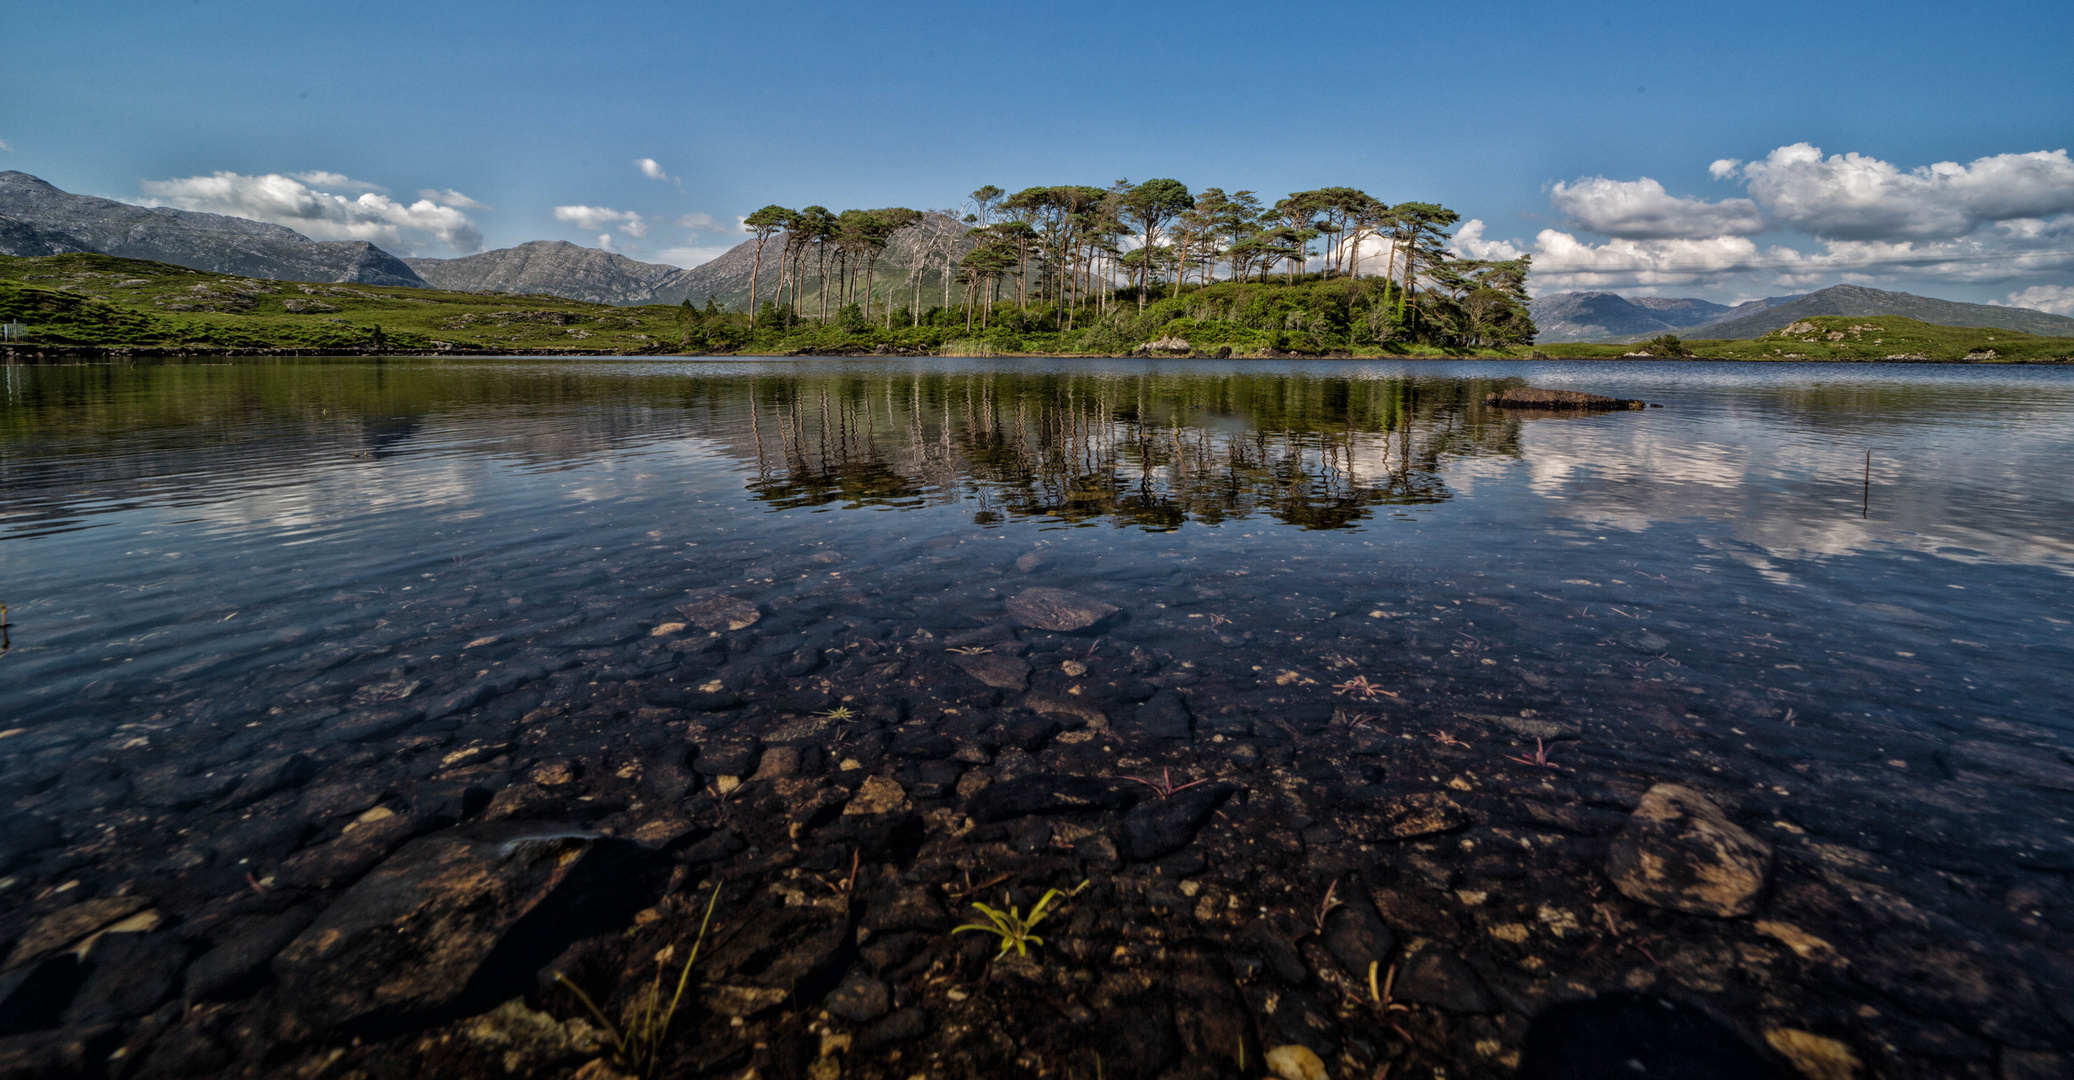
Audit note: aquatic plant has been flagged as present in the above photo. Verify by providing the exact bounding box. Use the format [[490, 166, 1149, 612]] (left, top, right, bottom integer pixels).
[[945, 645, 991, 655], [1368, 961, 1416, 1042], [556, 885, 723, 1078], [1427, 729, 1470, 747], [1119, 767, 1210, 799], [816, 704, 857, 722], [1506, 738, 1557, 769], [952, 880, 1089, 958], [1331, 674, 1398, 700], [1310, 881, 1345, 936]]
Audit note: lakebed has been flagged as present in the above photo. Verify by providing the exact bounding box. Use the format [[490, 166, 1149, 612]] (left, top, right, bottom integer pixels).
[[1, 357, 2071, 1079]]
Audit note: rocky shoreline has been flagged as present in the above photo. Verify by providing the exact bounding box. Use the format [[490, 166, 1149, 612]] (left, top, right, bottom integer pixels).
[[1, 576, 2067, 1080]]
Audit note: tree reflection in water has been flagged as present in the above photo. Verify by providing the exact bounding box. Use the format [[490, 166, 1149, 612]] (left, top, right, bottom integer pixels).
[[741, 371, 1521, 530]]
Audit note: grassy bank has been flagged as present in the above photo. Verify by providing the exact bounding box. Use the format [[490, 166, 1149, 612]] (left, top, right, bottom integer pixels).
[[3, 253, 2066, 361]]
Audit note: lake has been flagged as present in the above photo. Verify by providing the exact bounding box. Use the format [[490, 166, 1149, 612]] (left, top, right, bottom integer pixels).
[[2, 355, 2070, 1077]]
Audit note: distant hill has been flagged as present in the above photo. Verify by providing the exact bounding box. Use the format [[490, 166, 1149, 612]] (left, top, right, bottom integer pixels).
[[653, 211, 971, 312], [0, 171, 428, 288], [407, 241, 696, 305], [410, 213, 976, 309], [1673, 283, 2074, 340], [1529, 291, 1803, 343]]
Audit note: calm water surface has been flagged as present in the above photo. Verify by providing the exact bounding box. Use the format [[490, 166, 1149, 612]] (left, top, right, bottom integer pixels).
[[2, 356, 2072, 872]]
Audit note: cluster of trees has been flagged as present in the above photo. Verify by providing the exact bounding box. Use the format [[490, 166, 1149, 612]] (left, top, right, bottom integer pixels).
[[728, 179, 1536, 349]]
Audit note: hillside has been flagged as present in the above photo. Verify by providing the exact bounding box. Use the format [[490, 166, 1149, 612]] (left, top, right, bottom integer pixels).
[[648, 211, 972, 310], [0, 252, 682, 354], [1671, 283, 2074, 341], [1531, 291, 1731, 342], [1530, 291, 1802, 342], [1540, 315, 2073, 362], [406, 240, 694, 305], [404, 213, 975, 310], [0, 171, 428, 288]]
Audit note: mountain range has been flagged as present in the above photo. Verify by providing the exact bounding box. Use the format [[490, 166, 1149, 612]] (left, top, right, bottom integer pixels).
[[407, 214, 971, 309], [1531, 284, 2074, 342], [1528, 291, 1800, 342], [0, 172, 427, 287]]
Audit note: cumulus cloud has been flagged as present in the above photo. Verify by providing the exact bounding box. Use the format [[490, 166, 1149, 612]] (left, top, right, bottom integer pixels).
[[554, 204, 647, 237], [290, 170, 384, 193], [1996, 284, 2074, 316], [1480, 143, 2074, 295], [636, 158, 671, 181], [1548, 176, 1766, 239], [1731, 143, 2074, 241], [1449, 220, 1525, 260], [139, 171, 483, 254], [675, 211, 728, 232], [418, 188, 487, 209]]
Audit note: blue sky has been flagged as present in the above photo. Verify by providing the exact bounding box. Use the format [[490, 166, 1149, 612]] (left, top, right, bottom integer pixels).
[[5, 0, 2072, 307]]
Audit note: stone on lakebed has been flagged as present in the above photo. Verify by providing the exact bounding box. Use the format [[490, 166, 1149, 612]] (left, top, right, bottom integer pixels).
[[1606, 783, 1773, 917], [272, 822, 620, 1030], [1004, 587, 1119, 632]]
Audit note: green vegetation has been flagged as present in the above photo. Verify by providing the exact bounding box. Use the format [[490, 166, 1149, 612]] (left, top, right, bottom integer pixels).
[[725, 180, 1536, 350], [5, 252, 2061, 362], [1538, 316, 2072, 362], [952, 881, 1087, 958], [0, 252, 687, 353], [556, 885, 722, 1079]]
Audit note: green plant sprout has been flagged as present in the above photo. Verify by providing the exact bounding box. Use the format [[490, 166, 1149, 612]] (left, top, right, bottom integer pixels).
[[556, 884, 723, 1078], [952, 880, 1089, 958]]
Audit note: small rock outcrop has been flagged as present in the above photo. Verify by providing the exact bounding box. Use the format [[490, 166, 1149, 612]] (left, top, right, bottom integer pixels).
[[1131, 335, 1191, 356], [1606, 784, 1772, 917], [272, 823, 609, 1029], [1004, 587, 1119, 632], [1485, 387, 1645, 410]]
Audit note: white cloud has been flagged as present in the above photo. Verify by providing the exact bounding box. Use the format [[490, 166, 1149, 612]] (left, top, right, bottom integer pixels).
[[636, 158, 671, 181], [417, 188, 487, 210], [554, 204, 647, 237], [289, 170, 384, 193], [1525, 229, 1780, 290], [675, 211, 728, 232], [1548, 176, 1766, 239], [1482, 143, 2074, 296], [1449, 220, 1524, 260], [139, 171, 483, 254], [1996, 284, 2074, 316], [596, 233, 617, 252], [651, 244, 733, 269], [1733, 143, 2074, 241], [0, 139, 11, 153]]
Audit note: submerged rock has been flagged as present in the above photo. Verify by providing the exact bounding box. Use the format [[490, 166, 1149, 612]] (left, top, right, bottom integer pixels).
[[1004, 587, 1120, 632], [272, 822, 610, 1030], [967, 774, 1138, 822], [1516, 992, 1780, 1080], [1606, 783, 1772, 917], [1116, 783, 1234, 862], [1123, 690, 1192, 739], [1485, 387, 1645, 410], [1392, 940, 1494, 1014], [677, 595, 761, 631], [951, 653, 1032, 691]]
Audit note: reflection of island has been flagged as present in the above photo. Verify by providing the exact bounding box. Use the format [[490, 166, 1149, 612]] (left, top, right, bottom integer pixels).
[[738, 372, 1523, 530]]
